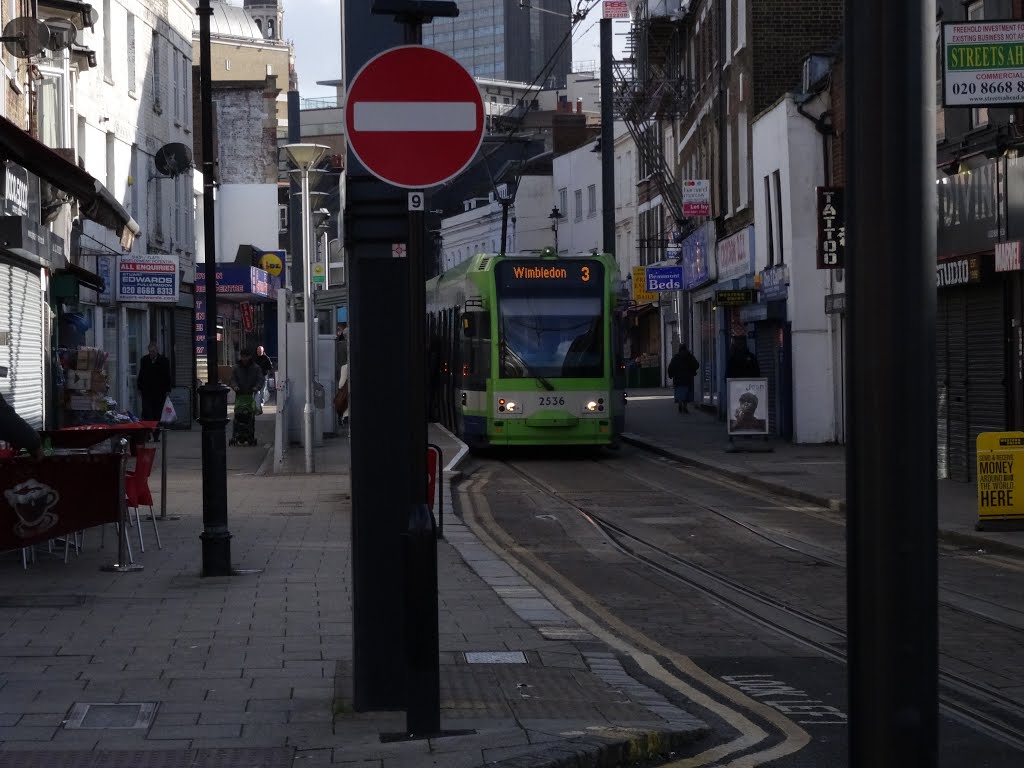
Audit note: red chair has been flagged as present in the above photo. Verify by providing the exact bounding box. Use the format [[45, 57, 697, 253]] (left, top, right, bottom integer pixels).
[[126, 446, 161, 551]]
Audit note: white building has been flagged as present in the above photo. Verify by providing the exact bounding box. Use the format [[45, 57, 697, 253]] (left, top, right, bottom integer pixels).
[[439, 186, 514, 271], [751, 91, 841, 444], [552, 138, 602, 255]]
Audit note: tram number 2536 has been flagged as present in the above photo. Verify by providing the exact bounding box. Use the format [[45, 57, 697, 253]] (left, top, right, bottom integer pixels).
[[539, 396, 566, 406]]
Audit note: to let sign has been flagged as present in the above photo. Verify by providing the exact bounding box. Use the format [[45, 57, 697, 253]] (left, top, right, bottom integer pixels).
[[816, 187, 845, 269], [602, 0, 629, 18], [344, 46, 485, 189], [681, 180, 710, 217]]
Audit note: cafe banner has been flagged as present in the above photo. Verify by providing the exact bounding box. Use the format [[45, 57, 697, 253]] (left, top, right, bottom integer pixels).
[[0, 454, 124, 552]]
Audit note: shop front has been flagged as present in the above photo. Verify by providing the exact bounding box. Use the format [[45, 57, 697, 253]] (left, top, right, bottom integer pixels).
[[713, 226, 757, 418], [740, 264, 792, 439], [626, 266, 662, 386], [681, 223, 716, 406], [934, 158, 1021, 482], [195, 264, 276, 386]]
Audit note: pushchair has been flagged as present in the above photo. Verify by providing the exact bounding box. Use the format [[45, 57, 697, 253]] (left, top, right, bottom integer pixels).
[[229, 391, 258, 446]]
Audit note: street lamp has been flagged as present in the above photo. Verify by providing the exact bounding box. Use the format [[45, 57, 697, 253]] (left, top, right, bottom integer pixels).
[[549, 206, 564, 253], [282, 143, 329, 474]]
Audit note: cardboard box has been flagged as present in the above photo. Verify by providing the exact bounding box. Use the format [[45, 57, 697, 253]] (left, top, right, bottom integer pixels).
[[68, 394, 97, 411], [76, 347, 96, 371], [65, 369, 92, 391]]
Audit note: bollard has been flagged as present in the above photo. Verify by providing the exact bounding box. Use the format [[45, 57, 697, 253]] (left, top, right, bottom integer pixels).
[[160, 426, 168, 519], [403, 501, 440, 737]]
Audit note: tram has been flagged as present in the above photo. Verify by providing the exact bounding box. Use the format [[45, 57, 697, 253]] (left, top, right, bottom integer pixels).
[[426, 248, 626, 448]]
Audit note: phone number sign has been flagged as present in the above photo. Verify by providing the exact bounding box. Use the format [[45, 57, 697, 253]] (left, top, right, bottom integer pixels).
[[943, 21, 1024, 107], [117, 254, 179, 303]]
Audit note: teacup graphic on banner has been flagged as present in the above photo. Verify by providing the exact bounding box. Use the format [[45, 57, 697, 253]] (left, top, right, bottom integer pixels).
[[3, 480, 60, 537]]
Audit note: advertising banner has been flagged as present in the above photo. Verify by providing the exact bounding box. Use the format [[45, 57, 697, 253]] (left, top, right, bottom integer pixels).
[[602, 0, 629, 18], [976, 432, 1024, 527], [646, 265, 683, 292], [681, 223, 713, 289], [716, 226, 754, 281], [727, 378, 770, 436], [995, 240, 1022, 272], [117, 254, 179, 303], [0, 454, 122, 551], [631, 266, 657, 303]]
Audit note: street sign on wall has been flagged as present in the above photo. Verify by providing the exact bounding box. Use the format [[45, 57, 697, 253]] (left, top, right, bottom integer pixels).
[[344, 46, 485, 189], [942, 21, 1024, 107]]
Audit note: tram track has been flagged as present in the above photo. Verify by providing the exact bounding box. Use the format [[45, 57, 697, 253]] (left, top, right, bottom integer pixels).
[[495, 456, 1024, 755]]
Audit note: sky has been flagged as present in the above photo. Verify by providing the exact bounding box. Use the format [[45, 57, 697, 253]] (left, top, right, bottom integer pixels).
[[281, 0, 630, 100]]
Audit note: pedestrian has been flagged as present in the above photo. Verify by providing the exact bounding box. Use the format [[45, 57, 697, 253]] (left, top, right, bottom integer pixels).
[[726, 337, 761, 378], [137, 341, 171, 440], [0, 391, 44, 459], [335, 324, 349, 369], [666, 343, 700, 414], [253, 345, 274, 414]]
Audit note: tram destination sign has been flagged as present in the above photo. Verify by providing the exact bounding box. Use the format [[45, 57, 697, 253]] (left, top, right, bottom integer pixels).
[[942, 21, 1024, 107]]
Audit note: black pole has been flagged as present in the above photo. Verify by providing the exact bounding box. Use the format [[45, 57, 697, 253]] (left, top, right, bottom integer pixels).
[[499, 198, 509, 257], [400, 17, 440, 740], [599, 17, 615, 254], [845, 2, 937, 766], [196, 0, 232, 577]]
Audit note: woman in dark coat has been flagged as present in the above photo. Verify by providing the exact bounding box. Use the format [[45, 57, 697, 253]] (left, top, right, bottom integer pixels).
[[666, 344, 700, 414]]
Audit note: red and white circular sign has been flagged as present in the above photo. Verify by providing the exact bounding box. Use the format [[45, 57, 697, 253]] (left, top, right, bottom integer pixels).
[[344, 46, 485, 189]]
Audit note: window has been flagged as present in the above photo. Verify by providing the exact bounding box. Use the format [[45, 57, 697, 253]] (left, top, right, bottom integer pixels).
[[153, 175, 164, 242], [152, 33, 162, 113], [968, 2, 988, 128], [574, 189, 583, 221], [279, 205, 288, 232], [130, 145, 140, 218], [772, 170, 784, 264], [181, 52, 190, 125], [736, 0, 746, 53], [127, 13, 135, 93], [105, 132, 116, 191], [174, 175, 184, 246], [935, 23, 945, 141], [172, 47, 180, 122], [558, 187, 567, 216], [102, 0, 112, 81], [724, 0, 732, 66], [737, 111, 748, 209], [763, 175, 774, 265], [37, 71, 65, 146], [726, 119, 733, 213], [587, 184, 597, 216]]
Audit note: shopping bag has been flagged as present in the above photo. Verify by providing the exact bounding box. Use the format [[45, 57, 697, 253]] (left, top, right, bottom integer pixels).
[[160, 395, 178, 425]]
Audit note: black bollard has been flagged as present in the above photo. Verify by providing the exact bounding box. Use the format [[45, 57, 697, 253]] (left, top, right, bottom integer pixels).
[[403, 501, 440, 736]]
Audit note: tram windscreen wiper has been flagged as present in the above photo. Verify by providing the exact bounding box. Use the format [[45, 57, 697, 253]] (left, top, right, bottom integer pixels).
[[532, 371, 555, 391], [500, 333, 555, 390]]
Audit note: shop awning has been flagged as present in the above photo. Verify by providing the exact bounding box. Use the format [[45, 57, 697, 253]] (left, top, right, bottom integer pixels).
[[56, 261, 105, 293], [0, 116, 140, 251]]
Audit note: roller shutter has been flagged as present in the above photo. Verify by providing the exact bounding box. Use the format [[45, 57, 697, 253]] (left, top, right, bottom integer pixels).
[[173, 308, 193, 388], [965, 283, 1007, 479], [936, 292, 950, 479], [943, 289, 970, 482], [0, 261, 44, 428], [756, 322, 780, 436]]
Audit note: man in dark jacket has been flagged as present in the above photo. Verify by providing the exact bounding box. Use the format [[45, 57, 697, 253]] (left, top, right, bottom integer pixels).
[[666, 344, 700, 414], [230, 349, 265, 395], [0, 391, 43, 459], [254, 345, 274, 414], [726, 337, 761, 379], [137, 342, 172, 437]]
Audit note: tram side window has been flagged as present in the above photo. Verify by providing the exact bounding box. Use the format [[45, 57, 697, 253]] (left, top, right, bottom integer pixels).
[[460, 310, 490, 384]]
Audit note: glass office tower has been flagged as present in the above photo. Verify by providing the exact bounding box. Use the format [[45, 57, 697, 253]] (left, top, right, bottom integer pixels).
[[423, 0, 571, 87]]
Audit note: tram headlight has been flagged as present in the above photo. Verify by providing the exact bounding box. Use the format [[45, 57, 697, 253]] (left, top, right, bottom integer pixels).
[[585, 401, 599, 412], [505, 401, 519, 413]]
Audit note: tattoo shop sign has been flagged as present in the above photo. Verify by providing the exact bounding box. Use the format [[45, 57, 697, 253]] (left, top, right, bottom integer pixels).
[[816, 187, 845, 269]]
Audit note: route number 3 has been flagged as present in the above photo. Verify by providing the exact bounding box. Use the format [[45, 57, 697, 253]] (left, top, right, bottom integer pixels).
[[580, 266, 590, 282], [408, 192, 425, 211]]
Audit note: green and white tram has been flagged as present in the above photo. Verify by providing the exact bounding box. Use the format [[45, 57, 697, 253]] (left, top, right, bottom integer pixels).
[[426, 248, 626, 448]]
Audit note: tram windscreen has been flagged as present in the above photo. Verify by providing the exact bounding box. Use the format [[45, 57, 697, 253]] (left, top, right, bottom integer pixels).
[[495, 260, 605, 379]]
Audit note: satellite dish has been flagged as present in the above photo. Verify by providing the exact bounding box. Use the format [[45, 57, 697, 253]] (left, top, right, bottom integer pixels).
[[1, 17, 51, 58], [154, 142, 194, 177], [44, 18, 78, 51]]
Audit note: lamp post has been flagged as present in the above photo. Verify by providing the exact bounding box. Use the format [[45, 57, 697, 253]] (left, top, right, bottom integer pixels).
[[549, 206, 563, 253], [282, 143, 329, 474], [196, 0, 232, 577]]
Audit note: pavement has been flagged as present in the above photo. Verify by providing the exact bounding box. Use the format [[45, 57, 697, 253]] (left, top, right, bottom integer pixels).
[[2, 391, 1022, 768]]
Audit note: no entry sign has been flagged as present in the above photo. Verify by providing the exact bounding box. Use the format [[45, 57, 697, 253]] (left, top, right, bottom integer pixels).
[[345, 46, 485, 189]]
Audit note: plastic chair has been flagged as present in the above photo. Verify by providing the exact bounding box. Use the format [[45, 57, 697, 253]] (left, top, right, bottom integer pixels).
[[125, 446, 161, 550]]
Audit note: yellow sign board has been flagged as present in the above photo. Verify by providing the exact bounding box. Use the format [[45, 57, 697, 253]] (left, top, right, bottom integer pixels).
[[632, 266, 657, 304], [976, 432, 1024, 528], [258, 251, 284, 276]]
